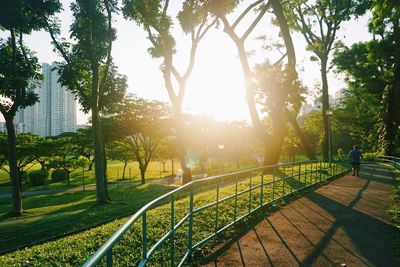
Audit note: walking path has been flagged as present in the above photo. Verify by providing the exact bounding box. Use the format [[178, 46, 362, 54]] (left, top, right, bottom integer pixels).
[[203, 164, 398, 267]]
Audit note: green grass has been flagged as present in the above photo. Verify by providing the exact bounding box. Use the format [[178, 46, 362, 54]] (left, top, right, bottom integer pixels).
[[0, 183, 173, 254], [0, 160, 180, 195], [0, 162, 348, 266]]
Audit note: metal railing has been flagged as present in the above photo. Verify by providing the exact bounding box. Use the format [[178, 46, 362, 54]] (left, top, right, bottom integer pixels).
[[82, 159, 349, 267], [378, 155, 400, 170]]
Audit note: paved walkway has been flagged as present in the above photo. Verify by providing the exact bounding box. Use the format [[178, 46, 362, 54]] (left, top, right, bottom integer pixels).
[[203, 164, 398, 267]]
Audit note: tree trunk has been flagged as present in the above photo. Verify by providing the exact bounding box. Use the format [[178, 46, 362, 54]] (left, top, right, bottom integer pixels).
[[178, 147, 192, 184], [263, 106, 286, 166], [122, 161, 127, 180], [175, 112, 192, 184], [139, 166, 145, 185], [263, 136, 285, 166], [320, 56, 330, 160], [270, 0, 317, 160], [17, 169, 23, 191], [5, 115, 23, 216], [171, 159, 174, 176], [92, 67, 110, 203]]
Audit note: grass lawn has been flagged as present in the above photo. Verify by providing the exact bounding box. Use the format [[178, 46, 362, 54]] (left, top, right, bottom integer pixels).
[[0, 160, 180, 195], [0, 183, 173, 254], [0, 162, 348, 266]]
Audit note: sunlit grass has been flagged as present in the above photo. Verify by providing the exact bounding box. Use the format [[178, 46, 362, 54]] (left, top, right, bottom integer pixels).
[[0, 162, 348, 266], [0, 183, 173, 254], [0, 160, 180, 195]]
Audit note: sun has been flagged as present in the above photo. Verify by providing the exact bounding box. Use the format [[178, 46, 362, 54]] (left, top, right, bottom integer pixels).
[[182, 33, 250, 122], [184, 65, 249, 122]]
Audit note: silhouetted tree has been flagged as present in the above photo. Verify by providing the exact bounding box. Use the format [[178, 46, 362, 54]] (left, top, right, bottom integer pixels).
[[0, 0, 61, 215], [123, 0, 216, 183], [47, 0, 127, 203]]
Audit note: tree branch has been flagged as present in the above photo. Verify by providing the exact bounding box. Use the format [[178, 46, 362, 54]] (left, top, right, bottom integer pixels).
[[241, 3, 268, 42], [45, 19, 71, 65], [198, 18, 217, 41], [99, 0, 113, 98], [272, 52, 287, 66], [163, 0, 169, 15], [219, 15, 241, 45], [145, 26, 158, 48], [232, 0, 264, 30]]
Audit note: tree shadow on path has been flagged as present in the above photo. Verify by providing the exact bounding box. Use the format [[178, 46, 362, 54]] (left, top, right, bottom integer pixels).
[[201, 164, 398, 267]]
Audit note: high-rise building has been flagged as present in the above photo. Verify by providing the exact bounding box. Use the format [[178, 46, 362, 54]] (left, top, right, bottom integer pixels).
[[14, 62, 77, 136]]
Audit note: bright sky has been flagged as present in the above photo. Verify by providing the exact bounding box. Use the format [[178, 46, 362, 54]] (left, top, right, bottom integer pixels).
[[20, 1, 371, 125]]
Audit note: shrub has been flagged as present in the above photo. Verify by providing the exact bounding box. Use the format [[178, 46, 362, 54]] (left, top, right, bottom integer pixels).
[[51, 169, 68, 182], [28, 169, 49, 186], [363, 152, 380, 161]]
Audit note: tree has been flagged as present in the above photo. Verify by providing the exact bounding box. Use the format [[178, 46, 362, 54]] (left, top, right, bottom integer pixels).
[[283, 0, 367, 159], [47, 0, 127, 203], [123, 0, 216, 183], [114, 97, 172, 184], [32, 137, 60, 170], [107, 141, 134, 180], [73, 128, 95, 171], [0, 133, 40, 190], [0, 0, 61, 215], [47, 135, 84, 185], [208, 0, 315, 166], [333, 40, 398, 154], [156, 136, 179, 176], [369, 0, 400, 155]]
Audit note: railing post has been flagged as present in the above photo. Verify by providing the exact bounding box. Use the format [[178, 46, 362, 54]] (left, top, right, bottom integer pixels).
[[188, 189, 194, 258], [234, 175, 238, 222], [170, 195, 175, 267], [142, 212, 147, 261], [282, 166, 285, 196], [248, 176, 252, 214], [260, 169, 264, 207], [298, 162, 302, 190], [272, 166, 276, 202], [107, 250, 113, 267], [304, 163, 308, 187], [214, 180, 220, 243], [319, 159, 322, 182], [310, 161, 314, 185], [290, 163, 294, 193]]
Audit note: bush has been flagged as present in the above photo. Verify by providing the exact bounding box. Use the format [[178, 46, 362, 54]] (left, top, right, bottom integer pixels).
[[51, 169, 68, 182], [28, 169, 49, 186], [363, 152, 380, 161]]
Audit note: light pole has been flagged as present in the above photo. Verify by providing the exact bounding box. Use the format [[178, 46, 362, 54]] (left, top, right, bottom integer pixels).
[[326, 110, 333, 168]]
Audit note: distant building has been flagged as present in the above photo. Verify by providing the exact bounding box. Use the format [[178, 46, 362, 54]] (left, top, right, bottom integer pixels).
[[300, 103, 314, 117], [14, 62, 77, 136], [299, 93, 337, 117], [334, 88, 347, 107]]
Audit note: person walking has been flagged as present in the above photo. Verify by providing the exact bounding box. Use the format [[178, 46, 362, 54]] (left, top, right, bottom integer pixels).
[[348, 145, 363, 176]]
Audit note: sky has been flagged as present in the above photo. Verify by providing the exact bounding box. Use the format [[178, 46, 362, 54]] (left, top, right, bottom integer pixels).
[[17, 1, 372, 125]]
